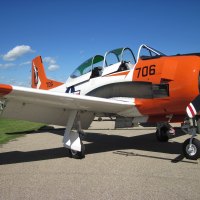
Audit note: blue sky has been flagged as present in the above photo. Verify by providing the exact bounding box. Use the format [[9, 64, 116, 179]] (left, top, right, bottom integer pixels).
[[0, 0, 200, 86]]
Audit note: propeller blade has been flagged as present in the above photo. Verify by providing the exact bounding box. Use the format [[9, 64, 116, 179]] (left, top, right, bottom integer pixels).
[[186, 95, 200, 118]]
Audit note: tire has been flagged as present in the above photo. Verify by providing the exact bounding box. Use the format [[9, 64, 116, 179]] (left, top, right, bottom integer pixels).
[[156, 126, 169, 142], [69, 141, 85, 159], [183, 138, 200, 160]]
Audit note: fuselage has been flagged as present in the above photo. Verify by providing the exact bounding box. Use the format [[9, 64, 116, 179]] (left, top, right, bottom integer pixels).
[[62, 56, 200, 123], [49, 46, 200, 124]]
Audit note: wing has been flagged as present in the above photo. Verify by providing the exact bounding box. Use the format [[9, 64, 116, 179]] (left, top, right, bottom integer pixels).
[[0, 84, 140, 126]]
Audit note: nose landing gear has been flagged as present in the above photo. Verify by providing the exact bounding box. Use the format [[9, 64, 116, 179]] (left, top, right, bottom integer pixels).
[[181, 118, 200, 160], [156, 119, 200, 160]]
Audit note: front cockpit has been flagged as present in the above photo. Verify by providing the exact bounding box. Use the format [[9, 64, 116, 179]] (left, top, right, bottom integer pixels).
[[136, 44, 166, 62]]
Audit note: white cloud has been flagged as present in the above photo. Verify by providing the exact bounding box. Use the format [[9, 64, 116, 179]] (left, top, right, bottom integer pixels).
[[20, 61, 31, 66], [3, 45, 34, 61], [0, 63, 16, 68], [48, 64, 59, 71], [43, 57, 56, 65], [43, 56, 59, 71], [9, 79, 28, 87]]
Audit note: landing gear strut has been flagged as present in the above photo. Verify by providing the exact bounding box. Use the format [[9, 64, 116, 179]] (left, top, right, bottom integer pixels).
[[63, 111, 86, 159], [69, 139, 85, 159], [181, 118, 200, 160]]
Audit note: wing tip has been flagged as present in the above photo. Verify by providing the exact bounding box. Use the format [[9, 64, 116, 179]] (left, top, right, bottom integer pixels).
[[0, 84, 13, 96]]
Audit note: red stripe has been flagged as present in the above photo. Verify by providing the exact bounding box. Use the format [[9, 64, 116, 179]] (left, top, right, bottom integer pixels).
[[188, 104, 195, 117], [105, 71, 130, 77]]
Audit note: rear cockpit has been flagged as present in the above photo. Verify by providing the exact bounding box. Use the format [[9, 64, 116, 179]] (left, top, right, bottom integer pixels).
[[70, 55, 104, 79], [102, 47, 136, 76]]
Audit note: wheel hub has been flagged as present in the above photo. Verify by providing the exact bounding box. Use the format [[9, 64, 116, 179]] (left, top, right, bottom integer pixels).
[[186, 144, 197, 156]]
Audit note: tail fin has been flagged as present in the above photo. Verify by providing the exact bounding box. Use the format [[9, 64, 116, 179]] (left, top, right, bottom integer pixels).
[[31, 56, 63, 90]]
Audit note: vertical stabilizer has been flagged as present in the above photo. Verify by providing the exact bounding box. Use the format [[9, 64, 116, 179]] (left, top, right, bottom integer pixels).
[[31, 56, 63, 90]]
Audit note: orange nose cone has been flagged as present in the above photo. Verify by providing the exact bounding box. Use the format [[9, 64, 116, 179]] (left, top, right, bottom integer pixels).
[[0, 84, 13, 96]]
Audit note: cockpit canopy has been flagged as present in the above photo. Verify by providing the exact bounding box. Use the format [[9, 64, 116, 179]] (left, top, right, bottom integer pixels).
[[67, 44, 166, 86], [70, 47, 136, 79], [104, 47, 136, 67], [70, 55, 104, 78]]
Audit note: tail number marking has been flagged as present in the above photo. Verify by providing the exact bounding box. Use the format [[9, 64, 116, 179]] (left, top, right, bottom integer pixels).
[[135, 65, 156, 78]]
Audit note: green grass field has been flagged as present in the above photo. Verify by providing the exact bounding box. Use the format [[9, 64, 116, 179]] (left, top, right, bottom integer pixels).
[[0, 119, 45, 144]]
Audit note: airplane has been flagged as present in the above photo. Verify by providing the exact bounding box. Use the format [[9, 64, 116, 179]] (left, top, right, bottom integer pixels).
[[0, 44, 200, 160]]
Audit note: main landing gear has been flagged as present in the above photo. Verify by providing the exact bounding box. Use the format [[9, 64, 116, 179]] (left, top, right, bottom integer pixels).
[[156, 123, 175, 142], [63, 111, 86, 159], [181, 118, 200, 160]]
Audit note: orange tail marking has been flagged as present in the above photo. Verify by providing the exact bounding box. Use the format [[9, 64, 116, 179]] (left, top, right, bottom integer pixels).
[[31, 56, 63, 90]]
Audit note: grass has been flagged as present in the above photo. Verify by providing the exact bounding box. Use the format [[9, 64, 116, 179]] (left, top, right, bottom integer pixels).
[[0, 119, 45, 144]]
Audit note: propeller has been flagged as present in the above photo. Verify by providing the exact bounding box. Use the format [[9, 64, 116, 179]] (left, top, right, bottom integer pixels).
[[186, 95, 200, 118]]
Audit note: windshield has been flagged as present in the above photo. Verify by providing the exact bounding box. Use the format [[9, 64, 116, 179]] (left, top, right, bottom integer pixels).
[[137, 44, 166, 61], [70, 55, 104, 78]]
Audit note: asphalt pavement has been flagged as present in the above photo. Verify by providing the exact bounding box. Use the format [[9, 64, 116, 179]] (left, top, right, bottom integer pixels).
[[0, 120, 200, 200]]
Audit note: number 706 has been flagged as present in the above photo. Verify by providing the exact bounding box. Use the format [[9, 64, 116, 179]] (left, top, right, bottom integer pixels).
[[135, 65, 156, 78]]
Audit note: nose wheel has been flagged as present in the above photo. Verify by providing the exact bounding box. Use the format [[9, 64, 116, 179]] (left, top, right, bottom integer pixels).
[[181, 118, 200, 160], [182, 138, 200, 160]]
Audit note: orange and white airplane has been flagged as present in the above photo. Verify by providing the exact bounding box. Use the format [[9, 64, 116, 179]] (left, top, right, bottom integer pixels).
[[0, 44, 200, 159]]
